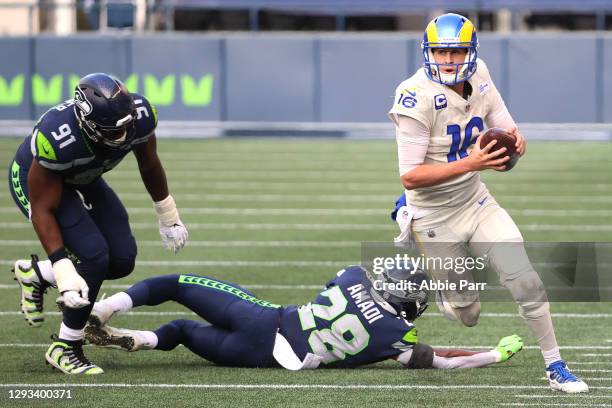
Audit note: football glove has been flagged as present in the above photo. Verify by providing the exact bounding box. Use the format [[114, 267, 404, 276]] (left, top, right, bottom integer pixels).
[[53, 258, 90, 309], [154, 195, 188, 254], [494, 334, 524, 362]]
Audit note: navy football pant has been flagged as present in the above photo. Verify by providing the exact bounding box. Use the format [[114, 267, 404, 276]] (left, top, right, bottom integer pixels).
[[8, 160, 137, 330], [126, 274, 282, 367]]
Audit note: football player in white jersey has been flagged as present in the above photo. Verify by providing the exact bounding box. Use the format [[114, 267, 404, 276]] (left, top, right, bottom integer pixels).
[[388, 13, 588, 393]]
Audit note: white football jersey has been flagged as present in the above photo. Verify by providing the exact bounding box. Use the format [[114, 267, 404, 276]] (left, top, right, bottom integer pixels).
[[389, 58, 507, 209]]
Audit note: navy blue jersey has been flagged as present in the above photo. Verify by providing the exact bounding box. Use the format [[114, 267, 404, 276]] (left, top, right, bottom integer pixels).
[[14, 94, 157, 185], [279, 266, 418, 368]]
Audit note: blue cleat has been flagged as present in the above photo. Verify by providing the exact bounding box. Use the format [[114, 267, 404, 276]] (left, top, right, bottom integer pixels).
[[546, 360, 589, 393]]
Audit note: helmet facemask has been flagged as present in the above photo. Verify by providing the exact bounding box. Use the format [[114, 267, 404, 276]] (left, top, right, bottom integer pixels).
[[422, 13, 479, 86], [424, 46, 478, 86], [366, 266, 430, 322], [73, 75, 136, 151], [76, 108, 135, 150]]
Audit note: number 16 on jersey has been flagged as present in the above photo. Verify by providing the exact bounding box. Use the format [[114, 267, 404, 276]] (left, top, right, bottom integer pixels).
[[446, 116, 483, 162]]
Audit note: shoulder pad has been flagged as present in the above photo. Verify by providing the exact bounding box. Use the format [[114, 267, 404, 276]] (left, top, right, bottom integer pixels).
[[390, 78, 432, 128], [32, 108, 93, 172], [130, 94, 157, 145]]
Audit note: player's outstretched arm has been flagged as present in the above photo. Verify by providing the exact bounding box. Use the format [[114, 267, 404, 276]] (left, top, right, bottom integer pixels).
[[394, 335, 523, 369], [133, 135, 188, 254]]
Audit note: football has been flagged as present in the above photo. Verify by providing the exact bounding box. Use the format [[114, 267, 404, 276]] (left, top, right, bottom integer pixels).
[[479, 127, 520, 171]]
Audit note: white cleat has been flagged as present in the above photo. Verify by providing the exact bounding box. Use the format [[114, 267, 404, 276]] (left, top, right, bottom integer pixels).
[[85, 325, 154, 352], [87, 300, 116, 328], [546, 360, 589, 393]]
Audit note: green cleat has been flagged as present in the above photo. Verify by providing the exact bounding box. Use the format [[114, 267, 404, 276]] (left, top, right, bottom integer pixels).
[[494, 334, 524, 362], [45, 335, 104, 375], [11, 254, 51, 327]]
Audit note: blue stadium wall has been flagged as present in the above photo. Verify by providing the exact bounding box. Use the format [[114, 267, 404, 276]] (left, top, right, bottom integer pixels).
[[0, 33, 610, 123]]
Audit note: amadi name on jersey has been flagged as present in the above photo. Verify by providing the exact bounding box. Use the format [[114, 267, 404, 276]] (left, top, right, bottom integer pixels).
[[279, 265, 418, 368], [14, 94, 157, 185]]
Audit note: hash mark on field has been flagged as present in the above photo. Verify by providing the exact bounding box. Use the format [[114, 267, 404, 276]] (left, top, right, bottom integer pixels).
[[583, 354, 612, 357], [575, 370, 612, 373], [568, 362, 612, 365]]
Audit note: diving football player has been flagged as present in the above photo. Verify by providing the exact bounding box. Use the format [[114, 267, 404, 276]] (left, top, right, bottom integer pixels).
[[84, 265, 523, 371]]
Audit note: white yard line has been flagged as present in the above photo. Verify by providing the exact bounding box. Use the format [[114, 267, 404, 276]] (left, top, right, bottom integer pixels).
[[500, 404, 612, 407], [5, 192, 612, 204], [0, 284, 325, 290], [0, 260, 355, 267], [0, 222, 396, 230], [0, 310, 612, 318], [2, 222, 612, 231], [0, 342, 611, 351], [4, 207, 612, 217], [515, 395, 612, 399], [567, 362, 612, 365], [0, 305, 608, 319], [0, 239, 360, 248], [0, 383, 610, 391]]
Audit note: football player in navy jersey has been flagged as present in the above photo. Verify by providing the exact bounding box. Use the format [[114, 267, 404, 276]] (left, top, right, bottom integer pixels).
[[84, 265, 523, 371], [8, 73, 189, 374]]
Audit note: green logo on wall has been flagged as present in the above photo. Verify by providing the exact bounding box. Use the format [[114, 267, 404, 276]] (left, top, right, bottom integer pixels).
[[0, 74, 214, 107]]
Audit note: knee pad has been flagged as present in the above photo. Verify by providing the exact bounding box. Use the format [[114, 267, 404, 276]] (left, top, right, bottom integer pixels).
[[453, 302, 481, 327], [69, 233, 109, 264], [503, 270, 548, 304], [107, 256, 136, 280], [107, 235, 137, 280], [518, 300, 550, 320], [436, 290, 481, 327]]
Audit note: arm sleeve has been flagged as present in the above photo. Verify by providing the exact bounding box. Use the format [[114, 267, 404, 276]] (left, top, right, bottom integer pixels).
[[486, 92, 516, 130], [431, 351, 499, 369], [479, 60, 517, 130], [395, 115, 430, 176]]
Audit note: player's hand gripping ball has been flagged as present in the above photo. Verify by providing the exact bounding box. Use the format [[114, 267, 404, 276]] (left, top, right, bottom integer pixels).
[[479, 127, 520, 171]]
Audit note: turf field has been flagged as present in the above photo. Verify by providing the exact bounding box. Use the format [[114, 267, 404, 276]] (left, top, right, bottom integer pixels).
[[0, 137, 611, 407]]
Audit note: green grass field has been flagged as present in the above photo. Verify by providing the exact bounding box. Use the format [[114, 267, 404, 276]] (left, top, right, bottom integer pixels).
[[0, 137, 611, 407]]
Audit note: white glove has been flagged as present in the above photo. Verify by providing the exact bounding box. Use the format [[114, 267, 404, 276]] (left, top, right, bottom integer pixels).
[[154, 195, 188, 254], [53, 258, 90, 309], [159, 219, 188, 253]]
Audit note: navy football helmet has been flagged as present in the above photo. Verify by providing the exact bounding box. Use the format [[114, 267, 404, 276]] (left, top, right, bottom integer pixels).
[[367, 263, 430, 321], [73, 73, 136, 150]]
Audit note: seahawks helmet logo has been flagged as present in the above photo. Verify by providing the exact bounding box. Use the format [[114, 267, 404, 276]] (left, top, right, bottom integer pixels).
[[74, 87, 93, 116]]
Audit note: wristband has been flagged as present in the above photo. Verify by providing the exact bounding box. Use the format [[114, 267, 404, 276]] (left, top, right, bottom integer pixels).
[[49, 247, 68, 264], [154, 195, 179, 226]]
